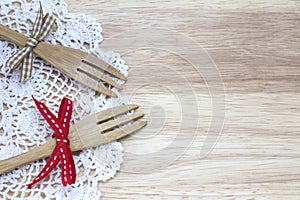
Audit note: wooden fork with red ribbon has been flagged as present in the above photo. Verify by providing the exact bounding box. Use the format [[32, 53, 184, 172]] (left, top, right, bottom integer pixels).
[[0, 96, 147, 188]]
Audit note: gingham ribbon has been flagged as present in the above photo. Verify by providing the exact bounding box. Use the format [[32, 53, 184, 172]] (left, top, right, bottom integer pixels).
[[27, 96, 76, 189], [6, 3, 55, 82]]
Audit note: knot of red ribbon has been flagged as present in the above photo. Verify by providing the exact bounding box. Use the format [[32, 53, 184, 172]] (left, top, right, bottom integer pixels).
[[27, 96, 76, 189]]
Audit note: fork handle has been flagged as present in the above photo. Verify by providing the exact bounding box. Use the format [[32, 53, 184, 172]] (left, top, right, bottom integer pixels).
[[0, 139, 55, 174], [0, 24, 28, 46]]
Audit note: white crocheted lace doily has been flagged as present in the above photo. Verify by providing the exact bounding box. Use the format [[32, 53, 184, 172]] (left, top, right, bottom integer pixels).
[[0, 0, 128, 199]]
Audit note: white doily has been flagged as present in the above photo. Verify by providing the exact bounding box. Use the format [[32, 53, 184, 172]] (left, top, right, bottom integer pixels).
[[0, 0, 128, 199]]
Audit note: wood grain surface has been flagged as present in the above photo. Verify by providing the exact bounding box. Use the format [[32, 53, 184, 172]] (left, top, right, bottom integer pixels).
[[70, 0, 299, 199]]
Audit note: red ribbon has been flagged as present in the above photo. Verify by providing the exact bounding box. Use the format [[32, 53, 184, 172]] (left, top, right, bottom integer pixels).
[[27, 96, 76, 189]]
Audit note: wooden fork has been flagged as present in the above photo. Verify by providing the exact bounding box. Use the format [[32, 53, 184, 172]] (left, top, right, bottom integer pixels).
[[0, 24, 126, 97], [0, 104, 146, 174]]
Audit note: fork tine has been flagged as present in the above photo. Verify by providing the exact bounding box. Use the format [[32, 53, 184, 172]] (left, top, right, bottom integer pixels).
[[95, 104, 139, 123], [83, 54, 127, 80], [76, 72, 118, 97], [70, 104, 142, 149], [79, 63, 122, 90], [99, 112, 144, 132], [104, 121, 147, 142]]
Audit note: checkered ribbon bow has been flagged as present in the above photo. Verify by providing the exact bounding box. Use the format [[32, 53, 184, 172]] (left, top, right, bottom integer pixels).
[[6, 3, 55, 82], [27, 96, 76, 189]]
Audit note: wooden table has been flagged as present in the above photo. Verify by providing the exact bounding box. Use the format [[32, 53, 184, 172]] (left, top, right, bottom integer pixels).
[[66, 1, 300, 199]]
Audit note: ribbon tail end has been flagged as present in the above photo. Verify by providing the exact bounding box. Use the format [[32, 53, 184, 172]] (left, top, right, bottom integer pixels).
[[27, 183, 33, 189]]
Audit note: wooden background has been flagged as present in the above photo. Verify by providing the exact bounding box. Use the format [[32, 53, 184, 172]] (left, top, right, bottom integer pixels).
[[65, 0, 300, 199]]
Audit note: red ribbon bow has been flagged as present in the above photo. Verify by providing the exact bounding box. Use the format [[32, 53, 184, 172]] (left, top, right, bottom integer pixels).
[[27, 96, 76, 189]]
